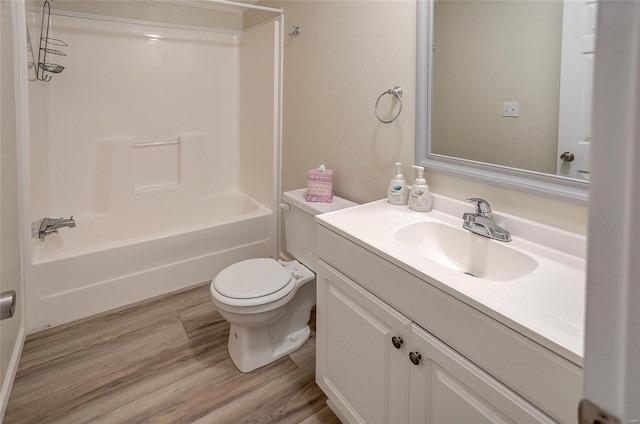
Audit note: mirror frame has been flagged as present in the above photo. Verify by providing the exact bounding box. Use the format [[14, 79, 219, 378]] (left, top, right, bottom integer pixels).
[[415, 0, 589, 204]]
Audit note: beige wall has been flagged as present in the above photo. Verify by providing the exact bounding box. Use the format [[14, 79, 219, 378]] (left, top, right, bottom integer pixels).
[[432, 0, 562, 174], [1, 0, 24, 413], [247, 1, 417, 206], [248, 0, 587, 234]]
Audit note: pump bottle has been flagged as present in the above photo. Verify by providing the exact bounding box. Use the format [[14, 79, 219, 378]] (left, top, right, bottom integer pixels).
[[409, 165, 432, 212], [387, 162, 409, 205]]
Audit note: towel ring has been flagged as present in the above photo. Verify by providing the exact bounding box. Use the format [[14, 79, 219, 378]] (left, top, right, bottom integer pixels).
[[375, 86, 403, 123], [288, 26, 301, 36]]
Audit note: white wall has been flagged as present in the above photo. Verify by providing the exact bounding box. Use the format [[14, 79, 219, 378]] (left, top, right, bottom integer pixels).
[[238, 20, 280, 210], [237, 19, 281, 257], [247, 0, 588, 235], [27, 11, 239, 222]]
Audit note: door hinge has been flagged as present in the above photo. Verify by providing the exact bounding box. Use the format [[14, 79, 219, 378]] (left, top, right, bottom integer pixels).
[[579, 399, 621, 424]]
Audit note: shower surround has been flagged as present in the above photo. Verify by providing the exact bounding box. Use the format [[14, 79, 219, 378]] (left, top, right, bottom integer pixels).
[[24, 7, 281, 331]]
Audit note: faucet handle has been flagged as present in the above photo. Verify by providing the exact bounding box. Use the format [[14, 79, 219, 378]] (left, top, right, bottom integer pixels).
[[466, 198, 492, 216]]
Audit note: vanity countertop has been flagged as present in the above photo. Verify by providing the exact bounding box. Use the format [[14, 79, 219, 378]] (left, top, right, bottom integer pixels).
[[315, 194, 586, 366]]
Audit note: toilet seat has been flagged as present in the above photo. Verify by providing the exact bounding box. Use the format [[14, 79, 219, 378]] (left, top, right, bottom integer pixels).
[[213, 258, 296, 307]]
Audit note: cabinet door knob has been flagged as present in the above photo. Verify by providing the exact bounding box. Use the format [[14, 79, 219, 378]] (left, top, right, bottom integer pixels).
[[409, 351, 422, 365], [391, 336, 404, 349]]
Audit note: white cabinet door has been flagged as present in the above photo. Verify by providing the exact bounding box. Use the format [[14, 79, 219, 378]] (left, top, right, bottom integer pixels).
[[408, 324, 556, 424], [316, 261, 412, 424]]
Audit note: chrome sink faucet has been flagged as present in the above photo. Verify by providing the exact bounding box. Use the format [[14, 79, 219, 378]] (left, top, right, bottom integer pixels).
[[462, 198, 511, 242], [34, 216, 76, 239]]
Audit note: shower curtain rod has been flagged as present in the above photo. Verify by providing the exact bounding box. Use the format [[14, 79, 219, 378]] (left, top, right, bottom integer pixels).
[[197, 0, 283, 14]]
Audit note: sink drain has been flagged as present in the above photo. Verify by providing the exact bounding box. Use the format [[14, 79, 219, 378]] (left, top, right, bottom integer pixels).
[[463, 271, 476, 278]]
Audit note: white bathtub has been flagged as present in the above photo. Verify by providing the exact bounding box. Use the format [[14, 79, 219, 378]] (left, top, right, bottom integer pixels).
[[26, 192, 276, 332]]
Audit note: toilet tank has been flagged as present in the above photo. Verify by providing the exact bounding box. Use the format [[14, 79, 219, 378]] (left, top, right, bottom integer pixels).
[[281, 189, 357, 272]]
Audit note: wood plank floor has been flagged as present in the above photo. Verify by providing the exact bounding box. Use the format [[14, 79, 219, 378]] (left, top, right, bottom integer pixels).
[[5, 283, 341, 424]]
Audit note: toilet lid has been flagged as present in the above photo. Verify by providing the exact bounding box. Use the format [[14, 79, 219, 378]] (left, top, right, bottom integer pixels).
[[214, 258, 295, 300]]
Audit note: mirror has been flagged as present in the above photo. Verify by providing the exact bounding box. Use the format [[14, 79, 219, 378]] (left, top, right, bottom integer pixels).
[[416, 0, 593, 203]]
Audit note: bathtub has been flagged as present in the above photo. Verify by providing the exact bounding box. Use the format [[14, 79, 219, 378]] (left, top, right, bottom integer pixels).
[[26, 192, 276, 332]]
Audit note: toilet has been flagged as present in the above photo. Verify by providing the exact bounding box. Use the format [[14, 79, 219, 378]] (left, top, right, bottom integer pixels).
[[210, 188, 357, 372]]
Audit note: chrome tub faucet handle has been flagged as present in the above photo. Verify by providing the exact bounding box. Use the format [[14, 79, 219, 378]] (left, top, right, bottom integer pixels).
[[33, 216, 76, 239]]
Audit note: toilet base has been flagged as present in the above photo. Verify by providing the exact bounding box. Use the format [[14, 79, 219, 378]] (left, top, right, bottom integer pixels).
[[227, 323, 311, 373]]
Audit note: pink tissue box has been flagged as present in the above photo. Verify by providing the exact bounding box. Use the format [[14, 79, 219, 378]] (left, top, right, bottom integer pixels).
[[306, 167, 333, 203]]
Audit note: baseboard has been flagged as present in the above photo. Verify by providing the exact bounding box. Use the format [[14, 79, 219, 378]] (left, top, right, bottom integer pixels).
[[326, 399, 348, 424]]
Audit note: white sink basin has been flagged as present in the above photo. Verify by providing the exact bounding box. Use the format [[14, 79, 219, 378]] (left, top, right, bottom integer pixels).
[[394, 221, 538, 281], [316, 195, 586, 363]]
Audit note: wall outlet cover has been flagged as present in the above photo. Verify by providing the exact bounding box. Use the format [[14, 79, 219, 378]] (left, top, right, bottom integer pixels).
[[502, 102, 520, 117]]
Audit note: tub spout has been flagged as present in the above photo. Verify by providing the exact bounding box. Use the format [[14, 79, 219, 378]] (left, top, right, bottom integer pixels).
[[34, 216, 76, 239]]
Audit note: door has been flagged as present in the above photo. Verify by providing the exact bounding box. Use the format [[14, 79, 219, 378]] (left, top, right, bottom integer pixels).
[[556, 0, 597, 180], [316, 261, 411, 424], [408, 324, 555, 424], [0, 0, 25, 418], [582, 0, 640, 422]]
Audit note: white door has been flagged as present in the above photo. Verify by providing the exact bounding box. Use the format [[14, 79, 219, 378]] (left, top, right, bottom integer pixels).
[[408, 324, 554, 424], [556, 0, 597, 180], [582, 1, 640, 422], [0, 0, 26, 418]]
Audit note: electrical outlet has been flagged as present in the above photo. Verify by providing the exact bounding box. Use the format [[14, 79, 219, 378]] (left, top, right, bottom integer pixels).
[[502, 102, 520, 117]]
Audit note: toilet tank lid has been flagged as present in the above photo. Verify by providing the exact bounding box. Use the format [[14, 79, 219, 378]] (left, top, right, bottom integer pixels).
[[282, 189, 358, 216]]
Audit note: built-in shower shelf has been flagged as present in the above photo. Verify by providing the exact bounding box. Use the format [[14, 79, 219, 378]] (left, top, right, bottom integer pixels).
[[134, 139, 181, 191]]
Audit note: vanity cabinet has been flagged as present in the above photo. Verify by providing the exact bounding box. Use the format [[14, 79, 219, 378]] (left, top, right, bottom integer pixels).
[[315, 225, 583, 424], [317, 261, 554, 424], [316, 261, 411, 423]]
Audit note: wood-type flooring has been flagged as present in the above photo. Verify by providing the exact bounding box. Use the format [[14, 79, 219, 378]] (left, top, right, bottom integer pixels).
[[5, 283, 340, 424]]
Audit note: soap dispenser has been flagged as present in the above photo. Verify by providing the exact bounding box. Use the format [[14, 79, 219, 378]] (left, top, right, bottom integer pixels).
[[409, 165, 432, 212], [387, 162, 409, 205]]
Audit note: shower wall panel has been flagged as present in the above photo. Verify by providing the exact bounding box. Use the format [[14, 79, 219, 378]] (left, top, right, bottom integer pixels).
[[27, 11, 240, 221], [238, 20, 281, 239], [23, 11, 281, 331]]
